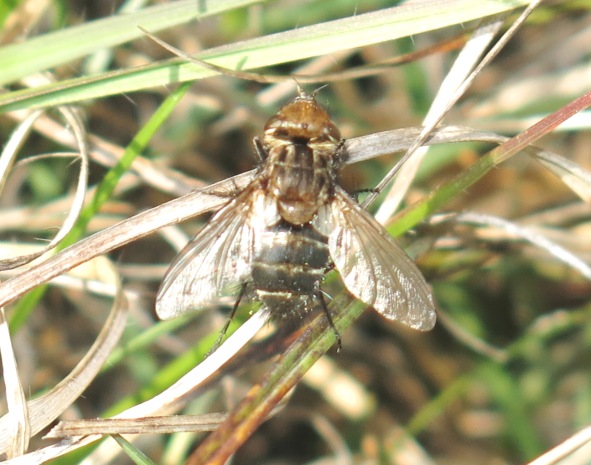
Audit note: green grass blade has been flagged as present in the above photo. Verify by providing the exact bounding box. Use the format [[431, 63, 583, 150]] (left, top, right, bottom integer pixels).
[[0, 0, 258, 86], [113, 434, 158, 465], [8, 82, 191, 332], [0, 0, 531, 113]]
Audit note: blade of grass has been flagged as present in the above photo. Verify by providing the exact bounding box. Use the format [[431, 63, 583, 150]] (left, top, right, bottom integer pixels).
[[370, 15, 507, 220], [0, 258, 126, 457], [186, 298, 365, 465], [0, 306, 29, 457], [19, 311, 268, 465], [0, 0, 258, 86], [406, 307, 591, 451], [527, 426, 591, 465], [372, 0, 542, 220], [479, 363, 543, 459], [0, 0, 531, 113], [8, 81, 192, 331], [406, 374, 472, 436], [0, 105, 89, 270], [389, 89, 591, 238], [112, 435, 158, 465]]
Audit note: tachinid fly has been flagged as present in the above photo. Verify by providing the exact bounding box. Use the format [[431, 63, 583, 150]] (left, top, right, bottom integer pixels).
[[156, 90, 436, 336]]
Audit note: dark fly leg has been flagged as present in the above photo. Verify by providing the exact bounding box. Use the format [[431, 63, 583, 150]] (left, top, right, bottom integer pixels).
[[210, 281, 250, 353], [252, 136, 268, 162], [315, 289, 342, 352]]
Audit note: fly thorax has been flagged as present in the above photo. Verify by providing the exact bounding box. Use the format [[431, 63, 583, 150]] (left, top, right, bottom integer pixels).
[[260, 92, 341, 225], [266, 143, 333, 225]]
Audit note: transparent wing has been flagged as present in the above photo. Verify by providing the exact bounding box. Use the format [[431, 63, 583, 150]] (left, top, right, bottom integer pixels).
[[156, 189, 258, 320], [326, 186, 436, 330]]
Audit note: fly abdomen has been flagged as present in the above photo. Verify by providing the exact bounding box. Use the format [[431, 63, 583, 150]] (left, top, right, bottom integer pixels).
[[251, 223, 330, 312]]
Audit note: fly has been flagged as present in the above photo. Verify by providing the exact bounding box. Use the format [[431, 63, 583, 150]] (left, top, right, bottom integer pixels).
[[156, 90, 436, 344]]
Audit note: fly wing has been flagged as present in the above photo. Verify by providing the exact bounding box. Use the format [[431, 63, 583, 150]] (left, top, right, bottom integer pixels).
[[156, 189, 258, 320], [326, 186, 436, 330]]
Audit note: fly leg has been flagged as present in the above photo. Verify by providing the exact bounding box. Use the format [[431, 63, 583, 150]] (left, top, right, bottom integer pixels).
[[351, 187, 379, 203], [252, 136, 268, 162], [210, 282, 249, 353], [315, 289, 342, 352], [208, 179, 244, 200]]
